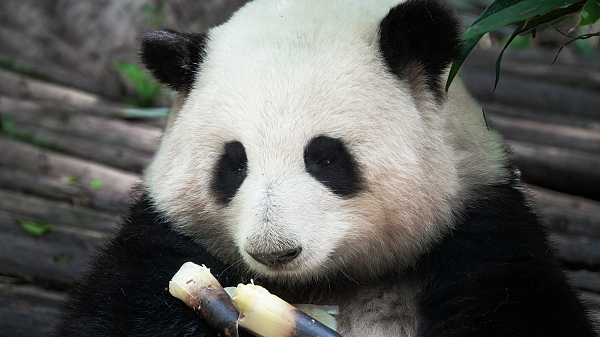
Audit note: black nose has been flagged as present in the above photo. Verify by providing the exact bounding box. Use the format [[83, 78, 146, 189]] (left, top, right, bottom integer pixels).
[[248, 247, 302, 266]]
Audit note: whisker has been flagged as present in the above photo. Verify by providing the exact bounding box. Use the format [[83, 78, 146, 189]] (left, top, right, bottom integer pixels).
[[217, 257, 245, 278]]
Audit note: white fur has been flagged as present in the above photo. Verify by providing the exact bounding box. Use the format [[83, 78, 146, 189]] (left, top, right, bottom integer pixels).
[[145, 0, 509, 334]]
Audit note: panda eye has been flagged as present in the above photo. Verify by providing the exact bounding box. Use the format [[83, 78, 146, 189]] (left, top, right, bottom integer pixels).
[[210, 141, 248, 204], [307, 153, 334, 170], [304, 136, 362, 197]]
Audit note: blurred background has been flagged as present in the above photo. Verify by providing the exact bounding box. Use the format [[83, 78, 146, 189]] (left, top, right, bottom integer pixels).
[[0, 0, 599, 335]]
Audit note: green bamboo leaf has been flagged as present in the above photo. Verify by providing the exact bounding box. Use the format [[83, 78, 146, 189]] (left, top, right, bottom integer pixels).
[[446, 0, 522, 91], [90, 180, 103, 189], [493, 24, 524, 92], [464, 0, 583, 40], [17, 220, 53, 236], [55, 253, 73, 264], [578, 0, 600, 26], [115, 61, 163, 107], [553, 31, 600, 63], [492, 2, 586, 91], [445, 38, 480, 92]]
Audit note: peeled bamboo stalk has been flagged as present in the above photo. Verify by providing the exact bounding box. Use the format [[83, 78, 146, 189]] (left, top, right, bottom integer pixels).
[[169, 262, 342, 337], [230, 283, 342, 337], [169, 262, 240, 337]]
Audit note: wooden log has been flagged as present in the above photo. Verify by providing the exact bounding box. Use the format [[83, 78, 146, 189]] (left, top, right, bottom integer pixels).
[[550, 233, 600, 268], [0, 71, 168, 127], [0, 190, 114, 288], [0, 137, 140, 195], [508, 141, 600, 201], [0, 95, 161, 153], [0, 231, 92, 289], [487, 114, 600, 153], [0, 289, 62, 337], [465, 49, 600, 91], [480, 103, 600, 135], [528, 185, 600, 239], [0, 69, 100, 108], [0, 188, 118, 233], [579, 291, 600, 310], [0, 282, 64, 337], [0, 168, 127, 212], [0, 168, 88, 202], [461, 71, 600, 119], [0, 281, 65, 308], [1, 125, 153, 172], [0, 211, 105, 252], [568, 270, 600, 294]]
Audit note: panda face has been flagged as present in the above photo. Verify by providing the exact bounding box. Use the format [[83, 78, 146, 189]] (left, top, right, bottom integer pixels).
[[147, 53, 457, 282], [215, 134, 365, 278], [143, 0, 509, 283]]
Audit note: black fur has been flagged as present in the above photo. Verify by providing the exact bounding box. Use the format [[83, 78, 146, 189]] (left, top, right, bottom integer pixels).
[[54, 194, 251, 337], [379, 0, 462, 101], [416, 183, 596, 336], [140, 29, 207, 92], [211, 141, 248, 204], [54, 184, 597, 336], [304, 136, 363, 197]]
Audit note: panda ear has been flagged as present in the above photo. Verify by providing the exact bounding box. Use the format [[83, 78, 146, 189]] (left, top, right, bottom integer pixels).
[[379, 0, 462, 101], [140, 29, 207, 92]]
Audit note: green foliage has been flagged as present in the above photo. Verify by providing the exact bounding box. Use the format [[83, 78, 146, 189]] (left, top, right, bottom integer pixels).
[[0, 57, 33, 75], [574, 33, 598, 54], [68, 174, 79, 183], [55, 253, 73, 264], [1, 118, 18, 138], [115, 61, 162, 107], [578, 0, 600, 26], [1, 118, 32, 141], [463, 0, 582, 40], [17, 220, 53, 236], [1, 117, 53, 147], [33, 135, 53, 147], [501, 34, 533, 49], [117, 2, 167, 107], [89, 180, 103, 189], [446, 0, 522, 92], [447, 0, 600, 91], [552, 30, 600, 61], [493, 2, 586, 89], [140, 2, 165, 29]]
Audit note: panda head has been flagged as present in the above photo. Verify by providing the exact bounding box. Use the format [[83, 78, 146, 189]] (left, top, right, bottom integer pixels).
[[141, 0, 509, 283]]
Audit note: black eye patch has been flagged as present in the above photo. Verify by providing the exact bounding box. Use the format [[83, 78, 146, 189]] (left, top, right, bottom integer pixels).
[[304, 136, 362, 197], [211, 141, 248, 204]]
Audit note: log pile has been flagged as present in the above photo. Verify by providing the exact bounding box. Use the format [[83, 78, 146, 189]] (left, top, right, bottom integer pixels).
[[1, 47, 599, 335]]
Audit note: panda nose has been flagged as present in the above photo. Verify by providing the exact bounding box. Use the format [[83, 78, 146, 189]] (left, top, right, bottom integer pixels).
[[248, 247, 302, 266]]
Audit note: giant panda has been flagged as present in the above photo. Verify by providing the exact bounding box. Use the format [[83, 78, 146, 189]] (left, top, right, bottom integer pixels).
[[55, 0, 597, 336]]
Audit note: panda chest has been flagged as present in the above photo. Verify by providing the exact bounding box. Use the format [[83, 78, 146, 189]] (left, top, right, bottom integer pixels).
[[275, 277, 421, 337], [335, 280, 421, 337]]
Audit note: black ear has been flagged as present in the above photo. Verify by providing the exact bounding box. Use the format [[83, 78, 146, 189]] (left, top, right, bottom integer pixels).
[[379, 0, 462, 101], [140, 29, 207, 92]]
